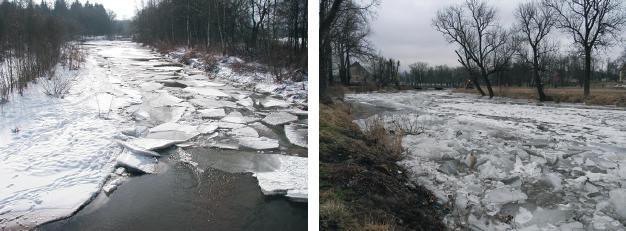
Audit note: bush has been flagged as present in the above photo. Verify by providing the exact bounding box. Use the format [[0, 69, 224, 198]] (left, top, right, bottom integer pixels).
[[362, 115, 405, 161], [41, 69, 75, 98]]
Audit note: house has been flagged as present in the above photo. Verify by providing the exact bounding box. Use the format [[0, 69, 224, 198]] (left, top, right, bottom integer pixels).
[[349, 62, 370, 85]]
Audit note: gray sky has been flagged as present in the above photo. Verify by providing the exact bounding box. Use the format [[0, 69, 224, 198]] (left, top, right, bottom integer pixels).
[[369, 0, 625, 70], [77, 0, 139, 20]]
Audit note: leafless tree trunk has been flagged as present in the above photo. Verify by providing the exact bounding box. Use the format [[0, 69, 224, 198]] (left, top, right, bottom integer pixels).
[[544, 0, 626, 98], [516, 2, 556, 101]]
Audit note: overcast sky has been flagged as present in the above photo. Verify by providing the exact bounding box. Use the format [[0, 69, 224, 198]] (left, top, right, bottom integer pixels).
[[369, 0, 625, 70], [76, 0, 140, 20]]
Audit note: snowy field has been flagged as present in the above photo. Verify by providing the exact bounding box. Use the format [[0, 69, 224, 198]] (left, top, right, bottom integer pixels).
[[0, 40, 307, 229], [347, 91, 626, 230]]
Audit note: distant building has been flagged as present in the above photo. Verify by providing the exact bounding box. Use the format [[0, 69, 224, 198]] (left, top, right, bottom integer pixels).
[[349, 62, 370, 85]]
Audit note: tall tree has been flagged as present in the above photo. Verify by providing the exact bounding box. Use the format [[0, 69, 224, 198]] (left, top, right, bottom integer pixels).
[[544, 0, 626, 98], [434, 0, 512, 98], [516, 1, 556, 101]]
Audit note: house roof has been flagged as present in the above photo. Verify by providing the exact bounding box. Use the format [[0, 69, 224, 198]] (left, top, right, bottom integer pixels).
[[350, 62, 369, 75]]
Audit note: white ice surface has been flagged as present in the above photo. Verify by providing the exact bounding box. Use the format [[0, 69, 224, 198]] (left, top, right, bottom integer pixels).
[[262, 112, 298, 126], [284, 124, 307, 148], [347, 91, 626, 230], [0, 54, 123, 228], [198, 108, 226, 118], [254, 155, 308, 202], [238, 137, 280, 150], [116, 150, 158, 174]]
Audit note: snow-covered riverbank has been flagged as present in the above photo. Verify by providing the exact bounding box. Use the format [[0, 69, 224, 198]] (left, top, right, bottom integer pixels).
[[347, 91, 626, 230], [0, 40, 307, 230]]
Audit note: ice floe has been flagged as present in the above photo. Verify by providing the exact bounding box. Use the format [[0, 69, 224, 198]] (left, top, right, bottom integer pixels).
[[116, 150, 158, 174], [238, 137, 279, 150], [147, 122, 199, 141], [221, 111, 259, 124], [198, 108, 226, 118], [255, 154, 308, 202], [262, 112, 298, 126], [284, 124, 307, 148]]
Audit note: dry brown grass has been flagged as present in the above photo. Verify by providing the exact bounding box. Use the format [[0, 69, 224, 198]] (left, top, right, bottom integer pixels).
[[454, 87, 626, 106], [362, 116, 405, 161]]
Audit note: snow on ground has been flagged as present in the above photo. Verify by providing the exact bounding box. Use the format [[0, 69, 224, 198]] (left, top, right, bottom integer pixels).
[[0, 56, 123, 229], [1, 40, 308, 229], [166, 50, 308, 107], [347, 91, 626, 230]]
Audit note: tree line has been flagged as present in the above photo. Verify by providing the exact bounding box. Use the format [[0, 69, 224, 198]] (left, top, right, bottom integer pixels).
[[0, 0, 116, 102], [133, 0, 307, 69], [434, 0, 626, 101]]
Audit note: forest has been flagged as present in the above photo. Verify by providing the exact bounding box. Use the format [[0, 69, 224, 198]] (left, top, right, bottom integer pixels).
[[132, 0, 307, 72], [0, 0, 116, 102]]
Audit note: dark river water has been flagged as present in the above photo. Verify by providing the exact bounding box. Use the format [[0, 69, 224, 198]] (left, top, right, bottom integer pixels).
[[39, 148, 307, 231]]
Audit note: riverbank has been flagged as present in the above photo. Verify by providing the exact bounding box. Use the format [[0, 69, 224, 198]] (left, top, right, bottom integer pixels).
[[320, 101, 445, 230], [453, 87, 626, 107]]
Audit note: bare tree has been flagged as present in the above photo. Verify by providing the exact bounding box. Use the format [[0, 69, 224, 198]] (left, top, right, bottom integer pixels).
[[319, 0, 377, 101], [433, 0, 511, 98], [516, 1, 556, 101], [544, 0, 626, 98]]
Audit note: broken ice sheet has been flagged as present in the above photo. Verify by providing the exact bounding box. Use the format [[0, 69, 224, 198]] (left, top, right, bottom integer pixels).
[[238, 137, 279, 150], [255, 154, 308, 202], [221, 111, 259, 124], [147, 122, 200, 141], [284, 124, 307, 148], [262, 112, 298, 126], [198, 108, 226, 118], [116, 150, 158, 174]]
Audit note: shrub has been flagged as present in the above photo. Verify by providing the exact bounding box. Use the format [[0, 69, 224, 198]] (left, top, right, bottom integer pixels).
[[41, 69, 75, 98]]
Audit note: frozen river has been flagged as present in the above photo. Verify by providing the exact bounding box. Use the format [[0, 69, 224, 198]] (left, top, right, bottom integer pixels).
[[347, 91, 626, 230], [0, 40, 307, 230]]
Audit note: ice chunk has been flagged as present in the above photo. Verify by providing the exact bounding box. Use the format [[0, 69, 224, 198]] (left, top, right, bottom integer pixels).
[[146, 106, 187, 123], [116, 150, 158, 174], [147, 122, 199, 141], [221, 111, 259, 124], [284, 124, 307, 148], [230, 126, 259, 137], [114, 167, 125, 175], [121, 126, 149, 138], [262, 112, 298, 126], [183, 87, 229, 97], [609, 189, 626, 220], [515, 207, 533, 225], [128, 138, 185, 150], [115, 140, 161, 157], [238, 137, 279, 150], [592, 212, 623, 230], [483, 187, 527, 215], [102, 178, 123, 194], [189, 97, 238, 109], [542, 173, 563, 191], [254, 155, 307, 202], [259, 97, 290, 108], [478, 161, 506, 180], [144, 92, 182, 108], [198, 108, 225, 118], [236, 97, 254, 107], [198, 123, 218, 134]]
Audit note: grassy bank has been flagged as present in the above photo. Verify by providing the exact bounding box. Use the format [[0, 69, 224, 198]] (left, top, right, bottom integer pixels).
[[320, 102, 445, 231], [453, 87, 626, 106]]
